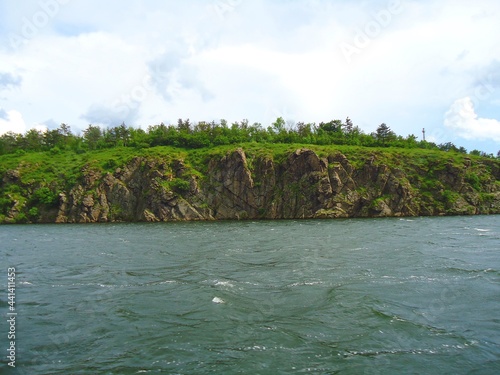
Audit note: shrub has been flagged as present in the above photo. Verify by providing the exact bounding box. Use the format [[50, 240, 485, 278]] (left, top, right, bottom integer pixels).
[[169, 178, 191, 194], [103, 158, 118, 170], [465, 172, 481, 191], [0, 196, 12, 214], [50, 146, 62, 155], [14, 212, 28, 223], [32, 187, 58, 206], [28, 207, 39, 220]]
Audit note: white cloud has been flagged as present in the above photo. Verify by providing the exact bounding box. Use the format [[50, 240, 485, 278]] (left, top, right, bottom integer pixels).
[[1, 0, 500, 153], [82, 102, 141, 127], [444, 97, 500, 142], [0, 109, 47, 135], [0, 110, 27, 134], [0, 72, 22, 89]]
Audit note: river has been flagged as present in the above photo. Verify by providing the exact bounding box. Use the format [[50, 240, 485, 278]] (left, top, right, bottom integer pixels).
[[1, 216, 499, 374]]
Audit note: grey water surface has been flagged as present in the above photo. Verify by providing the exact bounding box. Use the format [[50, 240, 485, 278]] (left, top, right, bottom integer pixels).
[[1, 216, 499, 374]]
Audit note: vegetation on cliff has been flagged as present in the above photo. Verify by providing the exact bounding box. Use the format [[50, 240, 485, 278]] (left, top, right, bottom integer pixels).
[[1, 139, 499, 223], [2, 118, 499, 158]]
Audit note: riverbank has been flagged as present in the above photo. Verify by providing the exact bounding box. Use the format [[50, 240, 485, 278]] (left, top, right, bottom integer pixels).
[[1, 144, 499, 223]]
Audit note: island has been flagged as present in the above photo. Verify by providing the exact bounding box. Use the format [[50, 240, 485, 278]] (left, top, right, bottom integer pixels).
[[1, 119, 499, 223]]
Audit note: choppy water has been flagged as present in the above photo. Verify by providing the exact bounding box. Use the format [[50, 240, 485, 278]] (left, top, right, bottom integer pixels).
[[1, 216, 500, 374]]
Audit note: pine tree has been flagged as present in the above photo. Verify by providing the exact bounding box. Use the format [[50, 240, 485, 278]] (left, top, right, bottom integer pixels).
[[345, 117, 353, 134], [375, 123, 395, 146]]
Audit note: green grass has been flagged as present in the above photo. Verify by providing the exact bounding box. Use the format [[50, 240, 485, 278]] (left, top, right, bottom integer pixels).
[[1, 143, 497, 184], [1, 143, 498, 222]]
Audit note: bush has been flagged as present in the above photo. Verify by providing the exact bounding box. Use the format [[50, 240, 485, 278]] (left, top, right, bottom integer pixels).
[[49, 146, 62, 155], [0, 196, 12, 214], [28, 207, 39, 220], [169, 178, 191, 194], [32, 187, 58, 206], [103, 158, 118, 170], [14, 212, 28, 223], [465, 172, 481, 191]]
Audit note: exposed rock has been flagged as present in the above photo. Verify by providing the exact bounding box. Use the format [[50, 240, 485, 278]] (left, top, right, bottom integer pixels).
[[2, 148, 499, 223], [3, 169, 20, 184]]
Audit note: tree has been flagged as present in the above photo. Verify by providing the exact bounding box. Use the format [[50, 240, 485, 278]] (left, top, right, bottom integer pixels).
[[83, 125, 102, 150], [375, 123, 395, 146], [319, 119, 342, 133], [129, 128, 149, 148], [118, 123, 131, 145], [438, 142, 458, 152], [271, 117, 286, 133], [177, 118, 191, 133], [0, 132, 17, 154], [23, 129, 44, 151], [297, 122, 312, 138], [59, 123, 72, 137], [344, 117, 353, 134]]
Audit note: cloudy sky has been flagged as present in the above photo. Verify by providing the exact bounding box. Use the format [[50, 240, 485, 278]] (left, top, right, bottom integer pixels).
[[0, 0, 499, 153]]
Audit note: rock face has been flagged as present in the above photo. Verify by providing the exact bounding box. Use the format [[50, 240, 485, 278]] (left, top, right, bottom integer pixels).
[[55, 158, 209, 223], [2, 148, 500, 223]]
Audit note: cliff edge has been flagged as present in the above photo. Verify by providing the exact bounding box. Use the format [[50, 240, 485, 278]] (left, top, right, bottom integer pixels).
[[1, 147, 499, 223]]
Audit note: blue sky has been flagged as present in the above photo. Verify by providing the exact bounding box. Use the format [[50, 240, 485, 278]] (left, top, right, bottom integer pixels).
[[0, 0, 499, 154]]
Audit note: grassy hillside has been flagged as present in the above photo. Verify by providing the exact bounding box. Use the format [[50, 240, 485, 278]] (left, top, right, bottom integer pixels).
[[1, 144, 499, 223]]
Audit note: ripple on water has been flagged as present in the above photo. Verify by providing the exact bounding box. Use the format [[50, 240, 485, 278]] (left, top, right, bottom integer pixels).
[[1, 217, 499, 374]]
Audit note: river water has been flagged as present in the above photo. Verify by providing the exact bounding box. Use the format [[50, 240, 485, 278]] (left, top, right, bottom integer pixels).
[[1, 216, 499, 374]]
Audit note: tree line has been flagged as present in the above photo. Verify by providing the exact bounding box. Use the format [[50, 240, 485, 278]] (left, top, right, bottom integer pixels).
[[0, 117, 498, 157]]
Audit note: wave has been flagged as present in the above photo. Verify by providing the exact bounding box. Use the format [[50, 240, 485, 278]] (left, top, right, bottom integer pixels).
[[342, 348, 439, 357], [444, 267, 499, 277], [214, 280, 235, 288], [341, 343, 474, 358], [285, 281, 323, 288], [212, 297, 225, 304]]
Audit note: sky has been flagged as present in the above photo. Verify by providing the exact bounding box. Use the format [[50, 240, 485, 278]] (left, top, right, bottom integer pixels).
[[0, 0, 499, 154]]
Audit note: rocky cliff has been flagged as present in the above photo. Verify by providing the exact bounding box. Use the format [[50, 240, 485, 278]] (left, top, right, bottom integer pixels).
[[1, 147, 499, 223]]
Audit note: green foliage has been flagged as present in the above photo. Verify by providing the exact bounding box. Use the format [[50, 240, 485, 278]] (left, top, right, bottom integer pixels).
[[49, 146, 62, 155], [14, 212, 28, 224], [28, 207, 39, 220], [369, 195, 391, 209], [442, 190, 459, 204], [109, 204, 122, 220], [0, 117, 491, 157], [0, 127, 498, 224], [466, 172, 482, 191], [32, 187, 58, 206], [103, 158, 118, 170], [374, 123, 396, 146], [167, 178, 191, 194], [420, 178, 442, 192], [0, 196, 13, 214], [480, 193, 495, 203]]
